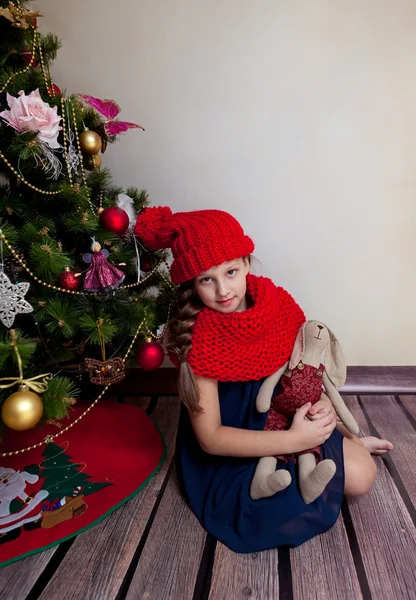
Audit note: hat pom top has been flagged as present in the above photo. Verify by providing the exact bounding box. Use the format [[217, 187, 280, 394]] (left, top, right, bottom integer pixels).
[[134, 206, 175, 249]]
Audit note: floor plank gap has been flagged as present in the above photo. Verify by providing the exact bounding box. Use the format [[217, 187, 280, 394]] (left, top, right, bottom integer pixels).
[[145, 395, 160, 415], [341, 499, 372, 600], [192, 534, 217, 600], [278, 546, 293, 600], [25, 539, 76, 600], [394, 396, 416, 431]]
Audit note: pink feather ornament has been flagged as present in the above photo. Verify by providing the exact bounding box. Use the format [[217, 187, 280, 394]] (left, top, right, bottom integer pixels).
[[77, 94, 144, 137]]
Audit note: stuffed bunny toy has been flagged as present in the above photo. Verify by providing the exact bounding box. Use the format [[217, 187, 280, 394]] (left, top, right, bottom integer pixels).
[[250, 320, 359, 504]]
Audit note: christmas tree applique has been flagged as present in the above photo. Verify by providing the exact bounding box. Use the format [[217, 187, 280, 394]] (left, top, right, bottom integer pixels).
[[39, 442, 112, 529]]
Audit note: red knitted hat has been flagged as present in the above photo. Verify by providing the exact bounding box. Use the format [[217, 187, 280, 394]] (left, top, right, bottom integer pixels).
[[134, 206, 255, 284]]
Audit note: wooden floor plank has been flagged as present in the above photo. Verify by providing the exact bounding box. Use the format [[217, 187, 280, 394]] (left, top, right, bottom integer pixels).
[[291, 393, 362, 600], [4, 394, 416, 600], [37, 397, 180, 600], [398, 396, 416, 423], [344, 396, 416, 599], [291, 515, 362, 600], [125, 467, 206, 600], [357, 395, 416, 505], [209, 544, 279, 600], [0, 548, 57, 600]]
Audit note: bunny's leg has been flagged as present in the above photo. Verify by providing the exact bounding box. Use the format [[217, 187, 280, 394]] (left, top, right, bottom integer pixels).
[[298, 453, 336, 504], [250, 457, 292, 500]]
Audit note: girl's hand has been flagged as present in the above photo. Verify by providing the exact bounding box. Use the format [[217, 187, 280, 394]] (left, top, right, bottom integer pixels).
[[289, 402, 337, 452], [307, 393, 336, 421]]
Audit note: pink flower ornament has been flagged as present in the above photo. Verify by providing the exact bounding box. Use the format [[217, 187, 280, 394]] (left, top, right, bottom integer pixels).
[[0, 89, 62, 148]]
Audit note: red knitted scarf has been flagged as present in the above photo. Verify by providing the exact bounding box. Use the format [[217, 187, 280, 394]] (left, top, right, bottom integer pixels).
[[187, 274, 306, 381]]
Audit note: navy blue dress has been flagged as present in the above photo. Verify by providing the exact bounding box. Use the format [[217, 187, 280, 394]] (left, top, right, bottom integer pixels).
[[176, 378, 344, 554]]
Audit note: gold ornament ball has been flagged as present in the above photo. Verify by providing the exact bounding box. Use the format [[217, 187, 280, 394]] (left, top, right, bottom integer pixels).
[[2, 386, 44, 431], [84, 153, 102, 171], [79, 130, 102, 155]]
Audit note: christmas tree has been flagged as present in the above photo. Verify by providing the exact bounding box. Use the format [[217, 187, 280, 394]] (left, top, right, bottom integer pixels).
[[0, 1, 174, 434], [40, 442, 111, 500]]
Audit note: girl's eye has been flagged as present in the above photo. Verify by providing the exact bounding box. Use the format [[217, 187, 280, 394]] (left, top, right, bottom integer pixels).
[[200, 277, 212, 284], [227, 269, 237, 276]]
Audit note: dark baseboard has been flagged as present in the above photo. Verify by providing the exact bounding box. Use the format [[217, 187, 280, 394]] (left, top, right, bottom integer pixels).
[[108, 367, 180, 396], [342, 366, 416, 395], [104, 366, 416, 397]]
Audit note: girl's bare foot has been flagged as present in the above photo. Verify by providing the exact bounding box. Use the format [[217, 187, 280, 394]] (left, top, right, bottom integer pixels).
[[361, 436, 393, 455]]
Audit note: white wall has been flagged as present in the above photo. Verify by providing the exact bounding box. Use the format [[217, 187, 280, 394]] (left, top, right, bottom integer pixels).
[[37, 0, 416, 365]]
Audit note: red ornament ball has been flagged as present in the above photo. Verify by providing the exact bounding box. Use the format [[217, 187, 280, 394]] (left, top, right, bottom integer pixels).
[[100, 206, 129, 235], [140, 252, 154, 272], [58, 269, 81, 291], [21, 49, 36, 66], [48, 84, 61, 96], [135, 340, 165, 371]]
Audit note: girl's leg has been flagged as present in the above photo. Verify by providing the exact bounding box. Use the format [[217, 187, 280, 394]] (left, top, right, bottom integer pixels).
[[340, 425, 378, 496]]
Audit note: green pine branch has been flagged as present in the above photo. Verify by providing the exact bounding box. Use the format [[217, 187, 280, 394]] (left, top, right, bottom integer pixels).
[[126, 187, 150, 212], [0, 329, 37, 371], [44, 299, 79, 338], [0, 220, 18, 252], [86, 167, 113, 193], [78, 314, 117, 344], [58, 183, 95, 212], [8, 131, 40, 160], [39, 32, 61, 62], [42, 375, 79, 420], [20, 218, 57, 245], [29, 239, 71, 280], [63, 210, 98, 235]]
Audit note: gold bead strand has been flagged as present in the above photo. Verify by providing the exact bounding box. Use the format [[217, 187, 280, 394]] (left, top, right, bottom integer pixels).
[[0, 149, 61, 195], [47, 63, 55, 98], [160, 261, 176, 291], [0, 29, 38, 94], [36, 33, 53, 97], [60, 96, 73, 185], [0, 384, 110, 457], [1, 231, 163, 294], [85, 189, 97, 215], [144, 301, 173, 342], [122, 316, 147, 361], [97, 193, 104, 214], [114, 260, 163, 290], [0, 231, 82, 295], [69, 98, 87, 187], [66, 97, 98, 213], [0, 316, 149, 457]]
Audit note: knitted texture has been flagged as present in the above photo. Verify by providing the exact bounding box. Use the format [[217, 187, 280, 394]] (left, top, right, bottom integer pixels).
[[187, 274, 306, 381], [134, 206, 254, 284]]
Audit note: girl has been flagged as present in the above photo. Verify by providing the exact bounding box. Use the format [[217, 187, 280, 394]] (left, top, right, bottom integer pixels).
[[135, 206, 393, 554]]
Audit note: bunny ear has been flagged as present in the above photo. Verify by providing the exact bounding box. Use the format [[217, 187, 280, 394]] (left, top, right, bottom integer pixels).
[[324, 327, 347, 388], [134, 206, 175, 249], [289, 321, 308, 369]]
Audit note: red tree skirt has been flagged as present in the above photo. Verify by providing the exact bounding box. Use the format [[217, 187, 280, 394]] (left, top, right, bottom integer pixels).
[[0, 400, 166, 566]]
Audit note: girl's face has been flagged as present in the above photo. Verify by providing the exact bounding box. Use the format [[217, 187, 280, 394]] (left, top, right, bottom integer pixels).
[[194, 257, 250, 314]]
